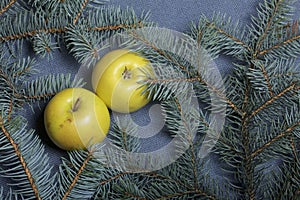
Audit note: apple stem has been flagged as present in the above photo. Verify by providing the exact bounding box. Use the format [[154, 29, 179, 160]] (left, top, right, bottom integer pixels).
[[122, 66, 132, 79], [72, 98, 81, 112]]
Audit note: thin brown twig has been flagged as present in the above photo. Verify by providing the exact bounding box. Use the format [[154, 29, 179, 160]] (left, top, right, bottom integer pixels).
[[198, 75, 243, 115], [0, 0, 17, 16], [257, 62, 274, 96], [90, 21, 144, 31], [123, 192, 147, 200], [241, 78, 251, 118], [251, 121, 300, 158], [148, 76, 198, 84], [0, 116, 41, 200], [258, 34, 300, 56], [291, 20, 299, 35], [99, 171, 131, 185], [276, 20, 298, 35], [289, 136, 298, 161], [62, 149, 94, 200], [156, 190, 215, 200], [196, 27, 203, 46], [254, 0, 283, 58], [286, 20, 299, 38], [174, 97, 199, 190], [242, 115, 255, 200], [206, 21, 251, 53], [247, 82, 296, 121], [73, 0, 89, 25], [258, 20, 299, 56], [241, 63, 255, 200], [0, 27, 67, 42], [14, 66, 32, 77], [7, 97, 13, 121], [147, 171, 193, 190], [24, 93, 56, 100], [121, 129, 129, 152], [0, 21, 144, 42]]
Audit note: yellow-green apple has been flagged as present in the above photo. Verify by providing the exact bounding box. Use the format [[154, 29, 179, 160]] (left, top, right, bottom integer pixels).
[[44, 87, 110, 150], [91, 49, 153, 113]]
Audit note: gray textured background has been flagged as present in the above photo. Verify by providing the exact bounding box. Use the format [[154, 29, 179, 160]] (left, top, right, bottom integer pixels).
[[1, 0, 300, 196]]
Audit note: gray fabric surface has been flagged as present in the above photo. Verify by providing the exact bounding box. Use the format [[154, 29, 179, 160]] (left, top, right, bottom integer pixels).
[[1, 0, 300, 197]]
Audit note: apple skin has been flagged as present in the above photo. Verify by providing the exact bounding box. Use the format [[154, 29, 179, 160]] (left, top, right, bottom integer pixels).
[[44, 87, 110, 150], [91, 49, 153, 113]]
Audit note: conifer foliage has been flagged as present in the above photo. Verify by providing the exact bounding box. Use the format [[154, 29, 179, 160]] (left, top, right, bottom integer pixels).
[[0, 0, 299, 199]]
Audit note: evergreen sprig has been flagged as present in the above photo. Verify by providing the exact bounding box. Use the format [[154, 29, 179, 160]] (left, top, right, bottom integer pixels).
[[0, 115, 56, 200], [0, 0, 29, 17], [189, 0, 300, 199], [0, 0, 299, 199], [65, 6, 151, 67]]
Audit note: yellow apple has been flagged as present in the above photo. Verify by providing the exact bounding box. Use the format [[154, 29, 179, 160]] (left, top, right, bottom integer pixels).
[[44, 87, 110, 150], [91, 49, 153, 113]]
